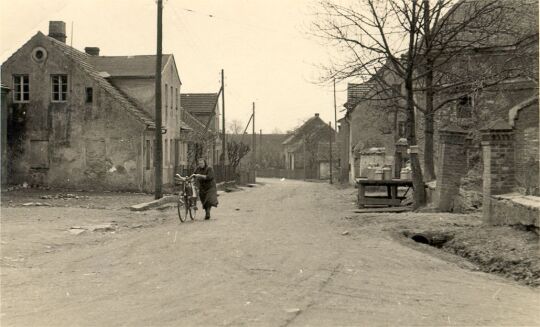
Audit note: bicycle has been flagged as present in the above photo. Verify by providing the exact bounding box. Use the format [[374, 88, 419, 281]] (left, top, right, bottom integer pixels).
[[174, 174, 199, 222]]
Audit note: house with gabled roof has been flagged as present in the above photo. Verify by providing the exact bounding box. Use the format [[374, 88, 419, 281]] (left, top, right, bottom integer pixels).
[[1, 21, 198, 191], [282, 113, 338, 180], [180, 92, 222, 165]]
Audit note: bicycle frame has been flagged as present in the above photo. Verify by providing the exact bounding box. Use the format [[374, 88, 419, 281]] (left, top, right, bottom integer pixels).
[[174, 175, 198, 204]]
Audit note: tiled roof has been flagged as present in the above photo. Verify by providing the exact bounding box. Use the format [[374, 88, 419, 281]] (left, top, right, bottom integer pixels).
[[344, 82, 375, 110], [181, 109, 209, 136], [45, 34, 156, 128], [283, 115, 334, 146], [180, 93, 219, 113], [87, 54, 172, 77]]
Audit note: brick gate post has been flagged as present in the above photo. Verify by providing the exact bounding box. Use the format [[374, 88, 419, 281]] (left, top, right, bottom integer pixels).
[[434, 126, 468, 211], [481, 120, 515, 224]]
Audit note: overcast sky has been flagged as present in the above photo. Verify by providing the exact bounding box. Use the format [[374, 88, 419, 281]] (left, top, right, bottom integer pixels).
[[0, 0, 349, 133]]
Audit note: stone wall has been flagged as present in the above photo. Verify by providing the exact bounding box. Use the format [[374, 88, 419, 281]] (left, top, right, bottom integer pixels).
[[488, 194, 540, 233]]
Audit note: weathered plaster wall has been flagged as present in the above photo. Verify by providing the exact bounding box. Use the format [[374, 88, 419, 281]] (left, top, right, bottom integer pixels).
[[2, 34, 146, 191], [111, 56, 184, 185], [110, 78, 155, 115]]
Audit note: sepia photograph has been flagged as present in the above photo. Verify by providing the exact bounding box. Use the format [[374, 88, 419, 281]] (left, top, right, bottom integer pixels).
[[0, 0, 539, 326]]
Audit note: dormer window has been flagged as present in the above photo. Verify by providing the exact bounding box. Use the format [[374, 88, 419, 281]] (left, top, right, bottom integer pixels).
[[51, 74, 68, 102], [13, 75, 30, 102]]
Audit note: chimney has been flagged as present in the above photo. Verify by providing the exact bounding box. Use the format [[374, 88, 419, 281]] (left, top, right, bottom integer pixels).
[[85, 47, 100, 56], [48, 21, 66, 43], [315, 113, 319, 117]]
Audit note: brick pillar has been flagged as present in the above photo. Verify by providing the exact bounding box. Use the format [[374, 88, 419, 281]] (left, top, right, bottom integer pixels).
[[434, 126, 467, 211], [481, 120, 515, 224]]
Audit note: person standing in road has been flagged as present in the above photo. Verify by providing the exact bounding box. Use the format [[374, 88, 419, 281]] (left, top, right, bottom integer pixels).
[[192, 157, 219, 220]]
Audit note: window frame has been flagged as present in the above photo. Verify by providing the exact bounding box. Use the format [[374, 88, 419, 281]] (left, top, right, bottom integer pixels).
[[13, 74, 30, 103], [51, 74, 68, 102], [85, 87, 94, 104]]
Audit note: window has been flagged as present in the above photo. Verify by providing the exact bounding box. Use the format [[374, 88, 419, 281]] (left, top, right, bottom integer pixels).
[[175, 140, 180, 167], [145, 140, 151, 170], [164, 139, 169, 166], [457, 95, 473, 118], [175, 88, 178, 110], [164, 84, 168, 123], [398, 121, 406, 138], [169, 140, 173, 167], [13, 75, 29, 102], [85, 87, 93, 103], [31, 47, 47, 63], [51, 75, 68, 102]]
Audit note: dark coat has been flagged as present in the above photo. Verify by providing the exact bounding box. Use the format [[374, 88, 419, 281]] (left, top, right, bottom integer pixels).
[[194, 165, 219, 209]]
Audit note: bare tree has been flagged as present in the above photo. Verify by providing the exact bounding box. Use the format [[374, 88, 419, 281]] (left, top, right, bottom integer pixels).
[[314, 0, 428, 207], [227, 119, 244, 135], [313, 0, 537, 205], [416, 0, 537, 180], [271, 127, 283, 134], [227, 140, 250, 171]]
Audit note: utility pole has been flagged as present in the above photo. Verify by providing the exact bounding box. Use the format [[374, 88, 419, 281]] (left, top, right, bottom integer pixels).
[[221, 69, 227, 166], [259, 129, 262, 164], [333, 78, 339, 183], [329, 121, 333, 184], [154, 0, 163, 199], [252, 102, 256, 169], [333, 79, 337, 135]]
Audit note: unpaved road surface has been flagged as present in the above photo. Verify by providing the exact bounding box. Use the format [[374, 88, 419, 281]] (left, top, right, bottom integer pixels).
[[1, 179, 539, 326]]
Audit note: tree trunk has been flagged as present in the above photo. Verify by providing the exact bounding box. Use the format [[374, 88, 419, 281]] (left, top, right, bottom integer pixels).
[[422, 0, 436, 182], [405, 76, 426, 209], [423, 109, 435, 181]]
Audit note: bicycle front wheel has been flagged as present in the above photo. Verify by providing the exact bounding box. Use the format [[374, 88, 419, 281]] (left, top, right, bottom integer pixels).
[[177, 197, 187, 223], [188, 198, 198, 220]]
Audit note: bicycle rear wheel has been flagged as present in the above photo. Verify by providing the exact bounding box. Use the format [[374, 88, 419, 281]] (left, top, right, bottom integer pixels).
[[177, 197, 187, 223]]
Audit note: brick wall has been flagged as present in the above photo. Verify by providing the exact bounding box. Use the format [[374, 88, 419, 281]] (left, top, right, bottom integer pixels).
[[434, 128, 467, 211], [481, 121, 516, 224]]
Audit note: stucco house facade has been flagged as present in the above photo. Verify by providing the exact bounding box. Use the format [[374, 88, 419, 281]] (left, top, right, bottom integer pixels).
[[1, 21, 197, 191]]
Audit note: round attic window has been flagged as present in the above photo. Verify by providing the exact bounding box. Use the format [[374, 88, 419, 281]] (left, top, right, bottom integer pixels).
[[31, 47, 47, 62]]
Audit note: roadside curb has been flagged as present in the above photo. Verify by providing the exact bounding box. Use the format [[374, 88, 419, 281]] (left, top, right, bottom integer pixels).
[[130, 195, 177, 211]]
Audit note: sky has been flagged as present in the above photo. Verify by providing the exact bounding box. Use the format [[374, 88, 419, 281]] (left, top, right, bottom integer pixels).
[[0, 0, 350, 133]]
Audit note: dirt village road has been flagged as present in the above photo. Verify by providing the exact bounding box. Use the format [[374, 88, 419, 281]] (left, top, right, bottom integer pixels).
[[1, 178, 539, 326]]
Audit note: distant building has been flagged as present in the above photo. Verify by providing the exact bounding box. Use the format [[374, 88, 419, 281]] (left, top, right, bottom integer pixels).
[[1, 21, 202, 191], [339, 78, 406, 184], [282, 113, 338, 180], [180, 93, 222, 165]]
